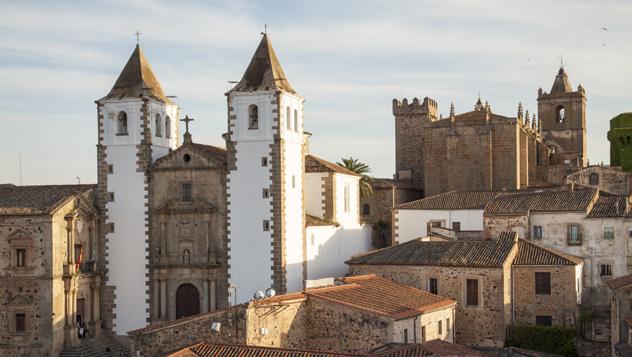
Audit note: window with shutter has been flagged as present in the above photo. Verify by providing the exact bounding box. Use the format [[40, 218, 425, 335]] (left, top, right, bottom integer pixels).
[[466, 279, 479, 306], [535, 272, 551, 295]]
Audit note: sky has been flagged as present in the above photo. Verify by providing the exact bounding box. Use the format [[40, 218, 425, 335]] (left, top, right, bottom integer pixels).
[[1, 0, 631, 185]]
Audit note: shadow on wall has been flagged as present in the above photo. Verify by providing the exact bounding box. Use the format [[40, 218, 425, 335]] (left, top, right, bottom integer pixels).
[[303, 225, 372, 282]]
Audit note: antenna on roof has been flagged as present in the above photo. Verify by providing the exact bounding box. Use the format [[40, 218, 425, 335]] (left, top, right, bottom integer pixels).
[[76, 176, 81, 184]]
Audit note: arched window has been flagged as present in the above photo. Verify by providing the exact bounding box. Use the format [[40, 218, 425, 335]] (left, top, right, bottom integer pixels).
[[362, 203, 370, 216], [556, 105, 565, 123], [286, 106, 291, 130], [117, 111, 128, 135], [589, 173, 599, 185], [248, 105, 258, 129], [294, 109, 298, 132], [155, 114, 162, 137], [165, 116, 171, 138]]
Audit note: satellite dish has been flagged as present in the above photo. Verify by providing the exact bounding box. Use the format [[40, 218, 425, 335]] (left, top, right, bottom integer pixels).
[[253, 290, 265, 300], [211, 321, 221, 332], [265, 288, 276, 298]]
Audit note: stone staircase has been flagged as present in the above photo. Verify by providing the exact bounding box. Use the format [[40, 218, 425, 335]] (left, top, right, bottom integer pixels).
[[59, 336, 129, 357]]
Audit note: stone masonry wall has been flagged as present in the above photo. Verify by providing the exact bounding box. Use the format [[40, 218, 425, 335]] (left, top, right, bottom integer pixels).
[[349, 264, 508, 347], [512, 265, 579, 327]]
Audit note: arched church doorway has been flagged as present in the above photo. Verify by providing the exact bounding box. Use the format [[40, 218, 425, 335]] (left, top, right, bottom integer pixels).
[[175, 283, 200, 319]]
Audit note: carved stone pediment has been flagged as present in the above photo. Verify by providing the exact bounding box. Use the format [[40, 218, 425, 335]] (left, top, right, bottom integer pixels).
[[8, 229, 33, 243], [157, 198, 215, 214], [6, 294, 32, 306]]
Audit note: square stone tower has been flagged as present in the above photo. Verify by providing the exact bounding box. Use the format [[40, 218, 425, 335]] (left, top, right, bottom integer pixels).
[[225, 34, 305, 303], [537, 67, 587, 167], [95, 45, 178, 335]]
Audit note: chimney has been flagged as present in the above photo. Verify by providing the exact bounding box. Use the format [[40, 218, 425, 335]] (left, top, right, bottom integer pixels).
[[303, 132, 312, 154]]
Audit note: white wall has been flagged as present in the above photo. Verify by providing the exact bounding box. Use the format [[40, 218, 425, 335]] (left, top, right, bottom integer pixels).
[[395, 209, 484, 243], [101, 98, 176, 334], [305, 224, 371, 281], [334, 174, 361, 227], [305, 172, 326, 218]]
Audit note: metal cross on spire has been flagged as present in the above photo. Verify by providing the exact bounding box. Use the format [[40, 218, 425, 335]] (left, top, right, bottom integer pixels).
[[134, 30, 142, 45], [181, 115, 194, 143]]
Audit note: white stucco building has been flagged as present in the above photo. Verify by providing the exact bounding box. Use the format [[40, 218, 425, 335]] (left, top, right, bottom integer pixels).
[[225, 35, 371, 303], [96, 45, 179, 334], [392, 191, 512, 244]]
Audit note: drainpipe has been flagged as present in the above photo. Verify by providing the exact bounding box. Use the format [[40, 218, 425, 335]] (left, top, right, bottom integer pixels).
[[413, 315, 418, 343], [511, 264, 515, 327]]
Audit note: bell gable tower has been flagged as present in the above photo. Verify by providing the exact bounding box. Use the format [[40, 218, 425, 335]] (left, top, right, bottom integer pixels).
[[537, 67, 587, 167], [225, 34, 305, 303], [96, 44, 178, 334]]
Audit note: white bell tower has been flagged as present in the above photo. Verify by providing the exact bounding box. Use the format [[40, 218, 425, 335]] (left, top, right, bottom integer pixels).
[[225, 34, 305, 303], [96, 44, 178, 334]]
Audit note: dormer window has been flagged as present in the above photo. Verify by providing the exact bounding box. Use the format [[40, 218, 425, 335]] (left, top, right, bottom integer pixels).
[[155, 114, 162, 137], [165, 116, 171, 138], [556, 105, 565, 123], [248, 105, 259, 129], [117, 111, 128, 135]]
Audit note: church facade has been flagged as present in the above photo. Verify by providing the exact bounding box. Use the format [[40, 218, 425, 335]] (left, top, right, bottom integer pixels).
[[393, 68, 587, 197], [94, 34, 371, 336]]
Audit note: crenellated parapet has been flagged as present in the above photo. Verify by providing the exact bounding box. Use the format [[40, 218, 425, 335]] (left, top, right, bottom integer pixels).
[[392, 97, 438, 120]]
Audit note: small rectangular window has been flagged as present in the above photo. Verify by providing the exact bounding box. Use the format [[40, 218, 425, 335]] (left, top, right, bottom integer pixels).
[[604, 227, 615, 240], [428, 278, 438, 295], [292, 175, 296, 188], [15, 313, 25, 332], [344, 183, 350, 213], [261, 157, 268, 167], [263, 220, 270, 231], [16, 249, 26, 267], [452, 222, 461, 231], [567, 224, 581, 245], [466, 279, 479, 306], [535, 272, 551, 295], [403, 328, 408, 344], [535, 315, 552, 326], [600, 264, 612, 277], [262, 188, 269, 198], [533, 225, 543, 240], [181, 183, 192, 202], [447, 318, 451, 332], [438, 320, 442, 335], [421, 325, 426, 342]]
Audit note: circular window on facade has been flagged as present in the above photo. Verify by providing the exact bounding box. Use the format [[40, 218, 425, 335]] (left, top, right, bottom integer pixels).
[[183, 154, 191, 162]]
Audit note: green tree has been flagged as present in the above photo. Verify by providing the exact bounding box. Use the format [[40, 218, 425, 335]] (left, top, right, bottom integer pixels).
[[337, 157, 373, 199]]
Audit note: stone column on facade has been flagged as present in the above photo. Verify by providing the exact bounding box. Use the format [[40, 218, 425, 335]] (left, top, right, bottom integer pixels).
[[160, 279, 167, 320], [202, 281, 209, 314], [160, 221, 167, 255], [94, 285, 100, 321], [89, 284, 95, 323], [210, 280, 217, 311], [153, 279, 161, 319], [64, 287, 70, 326]]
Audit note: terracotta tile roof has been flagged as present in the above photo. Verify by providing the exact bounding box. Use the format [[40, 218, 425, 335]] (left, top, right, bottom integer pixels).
[[100, 45, 171, 103], [0, 184, 94, 216], [346, 233, 517, 268], [306, 214, 339, 227], [484, 188, 597, 215], [370, 343, 431, 356], [396, 191, 514, 210], [513, 239, 582, 266], [305, 155, 360, 176], [607, 274, 632, 290], [249, 292, 307, 307], [370, 178, 420, 191], [227, 34, 296, 94], [175, 342, 361, 356], [305, 275, 455, 319], [128, 305, 247, 335], [587, 196, 629, 218]]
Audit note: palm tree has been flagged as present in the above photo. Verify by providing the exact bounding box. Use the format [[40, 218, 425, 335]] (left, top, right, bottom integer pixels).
[[337, 157, 373, 198]]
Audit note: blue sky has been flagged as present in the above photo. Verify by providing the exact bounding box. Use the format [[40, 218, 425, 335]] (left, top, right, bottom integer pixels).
[[1, 0, 631, 184]]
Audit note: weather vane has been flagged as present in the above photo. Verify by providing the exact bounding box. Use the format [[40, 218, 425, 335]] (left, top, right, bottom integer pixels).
[[134, 30, 142, 45]]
